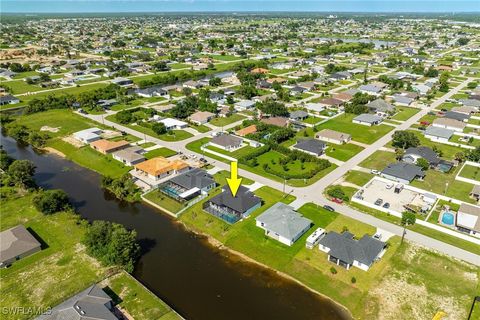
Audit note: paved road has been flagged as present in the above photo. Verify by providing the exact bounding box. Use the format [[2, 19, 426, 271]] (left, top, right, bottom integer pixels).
[[79, 77, 480, 266]]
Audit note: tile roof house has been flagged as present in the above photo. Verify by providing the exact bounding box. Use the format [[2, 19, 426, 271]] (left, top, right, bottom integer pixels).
[[90, 139, 130, 154], [189, 111, 215, 125], [424, 126, 454, 143], [315, 129, 351, 145], [73, 128, 103, 144], [256, 203, 312, 246], [133, 157, 189, 184], [318, 232, 386, 271], [352, 114, 383, 126], [0, 225, 41, 268], [261, 117, 289, 128], [317, 98, 343, 108], [380, 162, 426, 184], [112, 146, 145, 166], [210, 134, 243, 151], [235, 125, 257, 137], [456, 203, 480, 237], [333, 92, 354, 102], [160, 168, 216, 201], [204, 185, 262, 224], [36, 284, 118, 320], [432, 118, 466, 132], [292, 139, 327, 157]]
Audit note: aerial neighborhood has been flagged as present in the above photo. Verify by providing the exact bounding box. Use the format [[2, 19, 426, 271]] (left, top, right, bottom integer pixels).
[[1, 11, 480, 320]]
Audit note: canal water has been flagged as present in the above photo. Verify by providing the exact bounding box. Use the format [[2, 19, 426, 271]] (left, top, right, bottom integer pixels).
[[1, 133, 351, 320]]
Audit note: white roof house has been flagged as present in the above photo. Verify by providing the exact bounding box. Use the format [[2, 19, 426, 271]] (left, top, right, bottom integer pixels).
[[73, 128, 103, 144], [159, 118, 188, 130]]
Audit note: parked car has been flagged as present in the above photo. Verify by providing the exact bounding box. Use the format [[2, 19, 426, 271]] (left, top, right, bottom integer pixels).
[[323, 205, 335, 212], [371, 169, 380, 175], [383, 202, 390, 209], [386, 183, 394, 189], [373, 233, 382, 240], [374, 198, 383, 206], [331, 198, 343, 204]]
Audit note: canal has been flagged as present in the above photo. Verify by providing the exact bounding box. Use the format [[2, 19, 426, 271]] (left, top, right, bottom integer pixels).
[[1, 133, 351, 320]]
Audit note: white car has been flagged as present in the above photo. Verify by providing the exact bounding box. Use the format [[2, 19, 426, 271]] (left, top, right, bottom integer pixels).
[[386, 183, 394, 189], [371, 169, 380, 175]]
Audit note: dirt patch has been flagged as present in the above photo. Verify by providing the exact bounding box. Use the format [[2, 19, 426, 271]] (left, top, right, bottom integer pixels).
[[40, 126, 60, 133], [101, 130, 122, 139], [43, 147, 66, 158], [62, 135, 84, 148]]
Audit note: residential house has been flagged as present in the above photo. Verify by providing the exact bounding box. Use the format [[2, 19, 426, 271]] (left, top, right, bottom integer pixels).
[[0, 225, 41, 268], [112, 146, 145, 166], [292, 139, 327, 157], [333, 92, 353, 103], [432, 118, 466, 132], [132, 157, 189, 185], [289, 110, 309, 121], [305, 103, 326, 113], [359, 84, 382, 96], [412, 84, 431, 95], [183, 80, 202, 89], [189, 111, 215, 125], [460, 99, 480, 109], [210, 134, 243, 151], [36, 284, 119, 320], [203, 185, 262, 224], [392, 94, 414, 106], [367, 99, 395, 117], [0, 94, 20, 105], [73, 128, 103, 144], [402, 146, 453, 172], [111, 77, 133, 87], [444, 111, 470, 123], [424, 126, 454, 143], [234, 100, 255, 111], [381, 162, 426, 184], [315, 129, 351, 145], [256, 203, 312, 246], [318, 231, 386, 271], [90, 139, 130, 155], [158, 118, 188, 130], [451, 106, 477, 115], [235, 125, 257, 137], [317, 98, 343, 109], [456, 203, 480, 237], [352, 114, 383, 126], [159, 168, 216, 201], [470, 185, 480, 202], [136, 86, 169, 98], [261, 117, 289, 128]]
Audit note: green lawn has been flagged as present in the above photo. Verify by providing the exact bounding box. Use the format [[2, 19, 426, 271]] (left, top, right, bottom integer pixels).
[[359, 150, 397, 170], [343, 170, 374, 186], [313, 113, 394, 144], [206, 144, 256, 159], [325, 143, 364, 162], [391, 107, 420, 121], [190, 124, 211, 133], [144, 147, 177, 159], [459, 164, 480, 182], [302, 116, 324, 125], [213, 170, 254, 185], [209, 114, 245, 127], [143, 190, 186, 214], [4, 79, 44, 94]]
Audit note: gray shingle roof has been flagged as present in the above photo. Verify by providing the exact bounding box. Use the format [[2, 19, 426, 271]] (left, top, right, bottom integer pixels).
[[0, 225, 41, 265], [424, 126, 454, 139], [404, 146, 440, 165], [289, 110, 308, 120], [210, 134, 243, 148], [353, 113, 383, 124], [209, 185, 261, 214], [367, 99, 395, 113], [256, 203, 312, 240], [319, 232, 385, 266], [444, 111, 470, 122], [381, 162, 425, 182], [169, 168, 215, 190], [293, 139, 326, 156]]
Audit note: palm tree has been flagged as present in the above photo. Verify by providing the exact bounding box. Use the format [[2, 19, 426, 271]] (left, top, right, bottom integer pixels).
[[401, 211, 416, 244]]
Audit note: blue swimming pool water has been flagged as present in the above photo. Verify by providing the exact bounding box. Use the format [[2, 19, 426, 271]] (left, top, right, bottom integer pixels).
[[442, 212, 455, 225]]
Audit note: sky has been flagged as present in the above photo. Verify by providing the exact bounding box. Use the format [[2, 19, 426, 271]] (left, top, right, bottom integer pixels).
[[1, 0, 480, 13]]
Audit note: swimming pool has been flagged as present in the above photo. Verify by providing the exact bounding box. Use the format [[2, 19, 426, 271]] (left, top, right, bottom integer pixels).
[[441, 211, 455, 225]]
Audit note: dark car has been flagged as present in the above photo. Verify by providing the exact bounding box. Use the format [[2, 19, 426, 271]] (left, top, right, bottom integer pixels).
[[323, 205, 335, 212], [374, 198, 383, 206], [383, 202, 390, 209]]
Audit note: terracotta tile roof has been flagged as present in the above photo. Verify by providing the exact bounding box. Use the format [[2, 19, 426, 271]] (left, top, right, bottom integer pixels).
[[261, 117, 289, 127], [134, 157, 188, 176], [251, 68, 269, 74], [235, 125, 257, 137], [90, 139, 130, 153]]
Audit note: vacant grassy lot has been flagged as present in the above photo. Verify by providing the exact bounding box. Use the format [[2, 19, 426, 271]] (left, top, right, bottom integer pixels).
[[102, 272, 182, 320], [459, 164, 480, 182], [343, 170, 374, 186], [391, 107, 420, 121], [144, 190, 186, 214], [314, 113, 394, 144], [325, 143, 364, 162], [359, 150, 397, 170], [144, 147, 177, 159], [209, 113, 246, 127]]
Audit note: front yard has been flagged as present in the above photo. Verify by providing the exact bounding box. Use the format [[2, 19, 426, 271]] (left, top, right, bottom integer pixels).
[[209, 113, 246, 127]]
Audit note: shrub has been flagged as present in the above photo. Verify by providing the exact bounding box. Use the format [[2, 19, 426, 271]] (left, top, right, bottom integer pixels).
[[33, 189, 71, 214], [330, 267, 337, 274], [351, 277, 357, 284]]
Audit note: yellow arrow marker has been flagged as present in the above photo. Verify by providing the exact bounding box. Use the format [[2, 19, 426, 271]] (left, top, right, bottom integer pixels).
[[226, 161, 242, 197]]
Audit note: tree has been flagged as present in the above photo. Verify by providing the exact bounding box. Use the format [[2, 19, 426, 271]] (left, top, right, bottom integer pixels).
[[115, 110, 133, 124], [416, 158, 429, 171], [209, 77, 221, 87], [466, 146, 480, 162], [83, 220, 141, 272], [257, 99, 289, 117], [401, 211, 416, 243], [454, 152, 465, 162], [33, 189, 71, 214], [7, 160, 36, 189], [152, 122, 167, 135], [392, 131, 420, 149], [457, 38, 470, 46], [0, 148, 13, 171], [327, 186, 348, 201], [424, 67, 438, 78]]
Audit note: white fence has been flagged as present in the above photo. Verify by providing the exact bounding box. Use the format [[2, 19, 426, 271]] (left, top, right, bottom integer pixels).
[[455, 161, 480, 185]]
